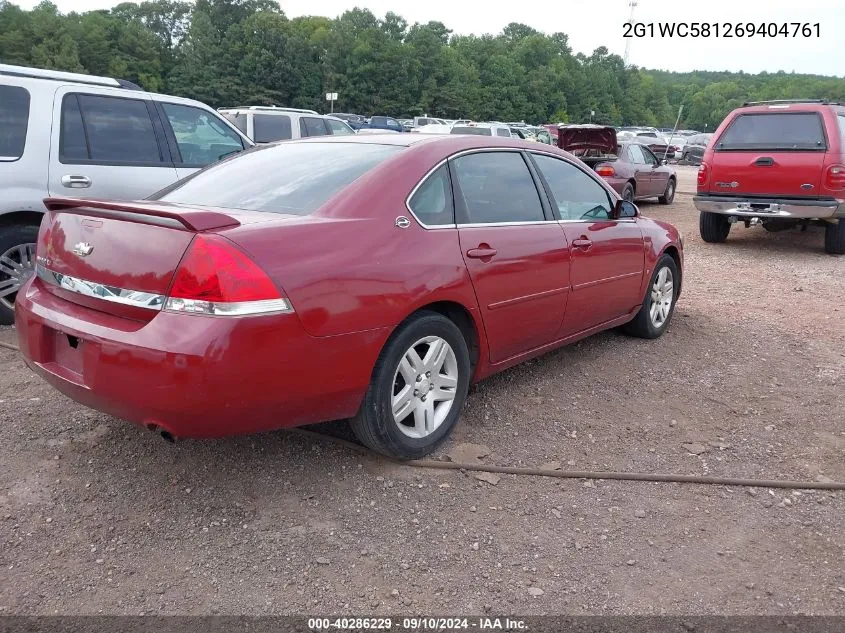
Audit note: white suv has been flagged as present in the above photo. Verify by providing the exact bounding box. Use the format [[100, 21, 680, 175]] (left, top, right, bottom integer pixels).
[[218, 106, 355, 142], [0, 63, 253, 324]]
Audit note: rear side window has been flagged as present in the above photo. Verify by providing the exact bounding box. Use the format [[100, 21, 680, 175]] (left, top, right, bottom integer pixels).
[[300, 117, 329, 137], [155, 143, 402, 215], [371, 116, 386, 126], [408, 164, 454, 226], [496, 128, 511, 138], [60, 94, 162, 164], [452, 151, 544, 224], [222, 112, 247, 134], [0, 85, 30, 161], [253, 114, 292, 142], [628, 144, 645, 164], [717, 113, 826, 151]]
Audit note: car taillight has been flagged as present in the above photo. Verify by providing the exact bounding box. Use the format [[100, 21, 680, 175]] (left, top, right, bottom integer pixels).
[[824, 164, 845, 191], [165, 235, 293, 316], [697, 162, 709, 189], [595, 165, 616, 177]]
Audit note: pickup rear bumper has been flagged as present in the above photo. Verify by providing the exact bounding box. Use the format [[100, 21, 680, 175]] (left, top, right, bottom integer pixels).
[[694, 195, 845, 220]]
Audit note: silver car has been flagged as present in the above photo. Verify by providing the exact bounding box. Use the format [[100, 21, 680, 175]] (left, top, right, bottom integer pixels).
[[0, 63, 254, 324]]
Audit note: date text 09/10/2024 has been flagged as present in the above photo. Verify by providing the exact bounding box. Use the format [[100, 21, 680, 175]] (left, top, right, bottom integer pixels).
[[623, 22, 820, 38], [307, 617, 528, 630]]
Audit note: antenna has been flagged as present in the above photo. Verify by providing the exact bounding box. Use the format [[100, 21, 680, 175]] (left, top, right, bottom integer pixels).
[[623, 0, 638, 65]]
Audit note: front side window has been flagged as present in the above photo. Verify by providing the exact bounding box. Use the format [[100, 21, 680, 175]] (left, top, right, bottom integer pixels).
[[154, 143, 401, 215], [300, 117, 329, 137], [161, 103, 244, 165], [641, 146, 659, 166], [0, 85, 30, 161], [253, 114, 292, 142], [627, 144, 645, 164], [408, 164, 454, 226], [717, 112, 826, 151], [325, 118, 354, 136], [61, 94, 161, 164], [531, 153, 613, 221], [452, 151, 544, 224]]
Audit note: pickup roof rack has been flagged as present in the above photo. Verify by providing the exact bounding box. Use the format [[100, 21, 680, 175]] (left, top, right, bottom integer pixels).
[[220, 106, 319, 114], [0, 63, 142, 91], [742, 99, 844, 107]]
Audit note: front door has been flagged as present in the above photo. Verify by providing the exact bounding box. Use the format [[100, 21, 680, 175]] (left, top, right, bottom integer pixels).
[[626, 144, 657, 197], [48, 87, 179, 201], [530, 152, 645, 335], [451, 150, 571, 363], [641, 145, 670, 196]]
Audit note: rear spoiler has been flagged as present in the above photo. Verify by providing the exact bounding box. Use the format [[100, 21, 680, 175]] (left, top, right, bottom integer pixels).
[[43, 197, 240, 232]]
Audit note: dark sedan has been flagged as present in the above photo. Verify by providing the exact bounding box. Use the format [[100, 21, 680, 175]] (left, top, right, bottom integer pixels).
[[595, 142, 677, 204], [680, 133, 712, 165]]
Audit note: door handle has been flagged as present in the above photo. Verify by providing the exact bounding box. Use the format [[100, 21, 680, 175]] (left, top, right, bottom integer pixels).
[[572, 238, 593, 249], [754, 157, 774, 166], [466, 247, 498, 259], [61, 175, 92, 188]]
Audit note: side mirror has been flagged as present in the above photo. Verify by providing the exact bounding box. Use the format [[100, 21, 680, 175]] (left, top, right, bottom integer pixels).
[[614, 199, 639, 219], [661, 159, 668, 166]]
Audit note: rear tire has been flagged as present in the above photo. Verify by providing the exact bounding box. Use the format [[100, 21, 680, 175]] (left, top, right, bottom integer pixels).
[[658, 178, 676, 205], [621, 183, 635, 202], [824, 220, 845, 255], [0, 224, 39, 325], [699, 211, 730, 243], [624, 254, 679, 339], [350, 311, 470, 459]]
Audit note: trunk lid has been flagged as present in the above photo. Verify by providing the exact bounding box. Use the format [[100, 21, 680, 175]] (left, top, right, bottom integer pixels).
[[557, 125, 617, 156], [706, 111, 827, 196], [36, 198, 276, 318]]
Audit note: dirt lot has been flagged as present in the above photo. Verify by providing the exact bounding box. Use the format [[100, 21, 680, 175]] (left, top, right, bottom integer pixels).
[[2, 165, 844, 615]]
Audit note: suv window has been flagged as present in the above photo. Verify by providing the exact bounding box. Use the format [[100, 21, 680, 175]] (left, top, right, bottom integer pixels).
[[408, 165, 454, 226], [253, 113, 292, 142], [452, 151, 544, 224], [0, 86, 30, 161], [717, 113, 826, 151], [627, 144, 645, 164], [222, 112, 248, 134], [325, 118, 354, 136], [161, 103, 244, 165], [155, 143, 401, 215], [531, 153, 613, 221], [496, 128, 511, 138], [300, 117, 329, 137], [61, 94, 162, 164], [838, 115, 845, 143], [371, 116, 387, 126]]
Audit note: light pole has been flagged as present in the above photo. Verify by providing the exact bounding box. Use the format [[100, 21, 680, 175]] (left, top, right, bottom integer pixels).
[[624, 0, 637, 65]]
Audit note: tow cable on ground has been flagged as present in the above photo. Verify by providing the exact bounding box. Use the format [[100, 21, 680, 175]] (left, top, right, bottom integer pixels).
[[2, 341, 842, 491]]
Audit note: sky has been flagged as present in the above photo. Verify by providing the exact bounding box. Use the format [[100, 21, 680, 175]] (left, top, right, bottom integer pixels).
[[11, 0, 845, 77]]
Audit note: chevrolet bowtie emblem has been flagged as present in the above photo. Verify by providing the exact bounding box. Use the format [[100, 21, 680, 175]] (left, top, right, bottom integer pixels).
[[72, 242, 94, 257]]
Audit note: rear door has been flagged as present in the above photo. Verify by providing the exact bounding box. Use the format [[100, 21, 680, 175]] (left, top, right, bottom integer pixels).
[[530, 152, 645, 334], [451, 150, 571, 363], [707, 111, 827, 196], [49, 87, 179, 200]]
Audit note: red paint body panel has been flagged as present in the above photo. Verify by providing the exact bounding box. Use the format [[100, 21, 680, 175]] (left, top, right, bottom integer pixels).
[[16, 135, 683, 439]]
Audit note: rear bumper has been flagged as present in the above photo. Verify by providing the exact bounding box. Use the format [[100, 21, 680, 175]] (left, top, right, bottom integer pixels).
[[15, 277, 389, 438], [693, 195, 845, 220]]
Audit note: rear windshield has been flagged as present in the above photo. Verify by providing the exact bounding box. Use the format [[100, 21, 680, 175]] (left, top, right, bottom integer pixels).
[[451, 127, 492, 136], [154, 142, 401, 215], [253, 114, 292, 142], [717, 113, 826, 151], [0, 85, 30, 161]]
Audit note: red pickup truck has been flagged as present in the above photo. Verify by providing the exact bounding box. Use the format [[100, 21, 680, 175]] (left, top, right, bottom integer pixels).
[[694, 100, 845, 255]]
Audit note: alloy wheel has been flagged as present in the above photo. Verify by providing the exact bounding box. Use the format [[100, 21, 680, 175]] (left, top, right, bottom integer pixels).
[[0, 243, 36, 312], [649, 266, 674, 328]]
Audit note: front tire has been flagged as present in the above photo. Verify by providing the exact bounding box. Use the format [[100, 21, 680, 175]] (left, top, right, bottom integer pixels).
[[350, 311, 471, 459], [825, 220, 845, 255], [658, 178, 676, 205], [624, 254, 679, 339], [0, 224, 39, 325], [699, 211, 730, 243]]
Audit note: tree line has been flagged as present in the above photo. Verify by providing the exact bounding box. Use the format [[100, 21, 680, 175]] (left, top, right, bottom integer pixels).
[[2, 0, 844, 131]]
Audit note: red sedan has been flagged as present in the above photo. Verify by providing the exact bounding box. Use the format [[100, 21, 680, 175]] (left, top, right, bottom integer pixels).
[[16, 135, 683, 458]]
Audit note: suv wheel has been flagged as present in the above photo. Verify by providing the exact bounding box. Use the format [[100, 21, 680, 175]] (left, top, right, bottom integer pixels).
[[824, 220, 845, 255], [699, 211, 730, 243], [658, 178, 676, 205], [350, 311, 471, 459], [0, 225, 39, 325]]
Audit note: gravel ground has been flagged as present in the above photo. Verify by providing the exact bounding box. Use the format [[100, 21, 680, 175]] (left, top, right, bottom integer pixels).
[[1, 165, 844, 615]]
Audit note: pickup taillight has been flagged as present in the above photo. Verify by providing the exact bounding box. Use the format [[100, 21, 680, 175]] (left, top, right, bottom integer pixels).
[[697, 161, 709, 190], [824, 164, 845, 191]]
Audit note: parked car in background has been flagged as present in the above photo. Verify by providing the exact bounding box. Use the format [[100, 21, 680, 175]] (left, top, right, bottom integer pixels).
[[0, 63, 253, 324], [451, 122, 512, 138], [630, 134, 675, 160], [219, 106, 354, 143], [680, 133, 711, 164], [555, 125, 676, 204], [410, 124, 453, 135], [413, 116, 447, 128], [535, 128, 553, 144], [361, 115, 405, 133], [399, 119, 414, 131], [333, 113, 367, 129], [694, 100, 845, 254], [16, 134, 683, 458]]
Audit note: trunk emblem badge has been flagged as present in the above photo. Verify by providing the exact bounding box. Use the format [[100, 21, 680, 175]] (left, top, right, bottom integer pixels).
[[395, 216, 411, 229], [801, 183, 814, 190], [72, 242, 94, 257]]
